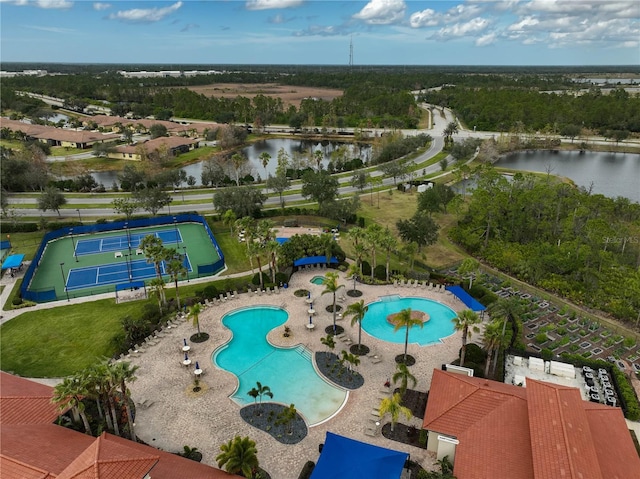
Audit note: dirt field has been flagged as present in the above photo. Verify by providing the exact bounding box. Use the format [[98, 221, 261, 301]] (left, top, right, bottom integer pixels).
[[184, 83, 343, 108]]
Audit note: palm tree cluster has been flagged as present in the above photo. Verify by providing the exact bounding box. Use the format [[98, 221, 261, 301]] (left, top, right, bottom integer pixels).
[[216, 436, 260, 478], [347, 224, 398, 282], [140, 234, 187, 312], [452, 309, 482, 367], [52, 361, 138, 440], [234, 216, 280, 290], [322, 271, 342, 335]]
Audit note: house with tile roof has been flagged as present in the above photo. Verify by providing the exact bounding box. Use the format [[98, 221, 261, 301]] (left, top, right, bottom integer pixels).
[[422, 369, 640, 479], [0, 372, 240, 479], [112, 136, 200, 161], [1, 118, 120, 149]]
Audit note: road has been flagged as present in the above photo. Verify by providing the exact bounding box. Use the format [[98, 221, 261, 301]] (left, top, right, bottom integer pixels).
[[3, 106, 478, 217]]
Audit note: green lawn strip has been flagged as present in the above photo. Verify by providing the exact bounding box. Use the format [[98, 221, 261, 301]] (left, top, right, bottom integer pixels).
[[50, 146, 84, 157], [207, 224, 252, 275], [0, 298, 148, 377], [3, 230, 46, 261]]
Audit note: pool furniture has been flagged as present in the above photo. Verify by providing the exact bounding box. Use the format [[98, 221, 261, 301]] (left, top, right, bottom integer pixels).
[[114, 252, 123, 258]]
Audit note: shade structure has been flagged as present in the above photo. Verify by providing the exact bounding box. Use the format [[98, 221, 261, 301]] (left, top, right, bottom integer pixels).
[[294, 255, 338, 267], [2, 254, 25, 270], [445, 285, 486, 311], [310, 432, 408, 479]]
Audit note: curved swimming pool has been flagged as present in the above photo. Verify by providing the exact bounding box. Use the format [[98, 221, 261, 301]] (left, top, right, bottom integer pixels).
[[362, 295, 457, 346], [213, 306, 347, 426]]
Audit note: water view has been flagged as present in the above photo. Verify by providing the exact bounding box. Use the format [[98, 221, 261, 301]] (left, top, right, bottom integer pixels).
[[88, 138, 371, 187], [496, 150, 640, 203]]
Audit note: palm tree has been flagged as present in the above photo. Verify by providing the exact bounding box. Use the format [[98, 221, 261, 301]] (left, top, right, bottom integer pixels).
[[264, 239, 280, 284], [139, 234, 166, 280], [344, 300, 368, 354], [452, 309, 482, 367], [52, 375, 92, 435], [346, 262, 360, 293], [402, 241, 418, 272], [111, 361, 139, 441], [364, 224, 383, 279], [149, 277, 166, 312], [443, 120, 459, 146], [392, 362, 417, 397], [482, 319, 504, 377], [248, 381, 273, 415], [488, 296, 525, 343], [276, 404, 298, 435], [379, 392, 412, 432], [393, 308, 424, 363], [320, 334, 335, 352], [458, 258, 480, 289], [187, 302, 203, 336], [222, 209, 237, 234], [86, 363, 114, 433], [166, 253, 187, 310], [322, 272, 342, 335], [380, 227, 398, 282], [216, 436, 259, 478], [347, 226, 366, 274], [259, 151, 271, 177]]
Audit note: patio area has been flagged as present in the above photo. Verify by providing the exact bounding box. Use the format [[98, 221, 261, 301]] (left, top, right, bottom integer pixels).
[[124, 268, 468, 478]]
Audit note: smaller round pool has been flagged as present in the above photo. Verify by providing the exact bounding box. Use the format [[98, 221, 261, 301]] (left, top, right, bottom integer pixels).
[[362, 295, 457, 346], [310, 275, 326, 285]]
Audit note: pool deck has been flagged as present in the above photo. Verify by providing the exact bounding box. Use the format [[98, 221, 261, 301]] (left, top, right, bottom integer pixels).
[[125, 269, 469, 478]]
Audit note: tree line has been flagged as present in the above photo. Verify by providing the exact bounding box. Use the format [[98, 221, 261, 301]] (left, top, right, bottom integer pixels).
[[451, 166, 640, 322]]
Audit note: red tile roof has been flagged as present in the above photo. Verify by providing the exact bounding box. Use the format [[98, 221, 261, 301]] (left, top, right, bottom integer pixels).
[[0, 374, 242, 479], [423, 370, 640, 479], [0, 372, 62, 424], [115, 136, 197, 155], [56, 433, 158, 479]]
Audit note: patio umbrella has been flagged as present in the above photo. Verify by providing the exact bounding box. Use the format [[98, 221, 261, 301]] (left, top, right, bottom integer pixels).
[[183, 338, 187, 346], [309, 316, 313, 324], [195, 361, 200, 370], [184, 352, 189, 361], [308, 291, 311, 299]]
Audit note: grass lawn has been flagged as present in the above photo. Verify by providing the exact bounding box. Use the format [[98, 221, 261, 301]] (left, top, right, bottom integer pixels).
[[3, 230, 46, 261], [0, 298, 149, 377]]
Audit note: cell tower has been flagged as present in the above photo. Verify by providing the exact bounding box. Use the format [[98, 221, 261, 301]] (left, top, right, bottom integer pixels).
[[349, 36, 353, 68]]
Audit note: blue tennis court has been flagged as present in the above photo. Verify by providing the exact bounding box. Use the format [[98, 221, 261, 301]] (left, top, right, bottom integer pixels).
[[75, 230, 183, 256], [65, 255, 192, 291]]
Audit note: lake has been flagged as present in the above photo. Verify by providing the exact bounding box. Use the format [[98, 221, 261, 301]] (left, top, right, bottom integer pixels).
[[496, 150, 640, 203], [89, 138, 372, 187]]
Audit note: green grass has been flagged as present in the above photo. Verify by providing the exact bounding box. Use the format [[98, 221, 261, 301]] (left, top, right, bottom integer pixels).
[[0, 298, 149, 377]]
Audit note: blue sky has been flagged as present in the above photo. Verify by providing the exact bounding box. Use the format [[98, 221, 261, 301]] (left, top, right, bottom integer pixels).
[[1, 0, 638, 65]]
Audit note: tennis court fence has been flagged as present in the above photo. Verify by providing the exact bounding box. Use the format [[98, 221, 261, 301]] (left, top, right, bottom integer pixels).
[[21, 214, 225, 303]]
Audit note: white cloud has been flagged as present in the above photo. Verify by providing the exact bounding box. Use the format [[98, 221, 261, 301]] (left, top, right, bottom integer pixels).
[[432, 17, 490, 40], [268, 13, 295, 24], [34, 0, 72, 8], [26, 24, 75, 33], [409, 9, 438, 28], [476, 31, 497, 46], [108, 1, 182, 22], [93, 2, 111, 11], [507, 15, 539, 31], [245, 0, 303, 10], [353, 0, 406, 25]]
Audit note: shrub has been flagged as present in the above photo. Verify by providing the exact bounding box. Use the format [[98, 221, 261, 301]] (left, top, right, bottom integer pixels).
[[373, 264, 386, 281], [252, 272, 270, 285], [1, 222, 39, 233], [464, 361, 484, 378], [541, 348, 553, 360], [361, 261, 371, 277], [611, 367, 640, 421], [461, 343, 487, 364], [535, 333, 548, 344], [202, 284, 218, 300], [11, 296, 23, 306], [275, 271, 289, 285]]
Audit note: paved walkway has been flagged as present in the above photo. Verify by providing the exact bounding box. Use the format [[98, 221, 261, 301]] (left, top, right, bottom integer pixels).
[[123, 268, 467, 478]]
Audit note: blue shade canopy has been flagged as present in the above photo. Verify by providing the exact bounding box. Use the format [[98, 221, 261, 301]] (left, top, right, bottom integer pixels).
[[2, 254, 25, 270], [446, 285, 486, 311], [293, 256, 338, 267], [310, 432, 408, 479]]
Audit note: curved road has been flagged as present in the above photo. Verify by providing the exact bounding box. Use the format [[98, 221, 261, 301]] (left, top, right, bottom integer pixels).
[[7, 106, 457, 217]]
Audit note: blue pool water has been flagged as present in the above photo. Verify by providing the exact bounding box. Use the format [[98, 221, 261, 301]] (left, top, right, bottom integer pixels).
[[213, 306, 347, 425], [362, 296, 457, 346], [310, 275, 325, 285]]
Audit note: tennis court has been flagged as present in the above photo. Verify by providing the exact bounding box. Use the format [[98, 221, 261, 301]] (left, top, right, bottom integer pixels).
[[75, 230, 182, 256], [65, 256, 192, 291], [24, 216, 225, 302]]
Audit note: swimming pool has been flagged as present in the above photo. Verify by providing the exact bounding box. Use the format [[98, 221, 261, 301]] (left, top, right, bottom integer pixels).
[[310, 275, 326, 285], [362, 296, 457, 346], [213, 306, 347, 426]]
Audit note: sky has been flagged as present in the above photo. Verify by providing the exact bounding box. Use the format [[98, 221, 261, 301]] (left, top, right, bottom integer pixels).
[[0, 0, 638, 65]]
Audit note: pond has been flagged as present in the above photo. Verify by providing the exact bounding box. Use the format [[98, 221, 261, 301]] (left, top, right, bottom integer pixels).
[[496, 150, 640, 203], [88, 138, 372, 187]]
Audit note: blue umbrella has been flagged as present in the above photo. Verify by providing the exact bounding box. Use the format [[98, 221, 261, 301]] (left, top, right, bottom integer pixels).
[[309, 316, 313, 324], [308, 291, 311, 298], [183, 338, 187, 346], [195, 361, 200, 370], [184, 352, 189, 361]]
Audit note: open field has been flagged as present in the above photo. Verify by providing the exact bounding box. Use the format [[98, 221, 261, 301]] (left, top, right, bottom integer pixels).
[[183, 83, 344, 108]]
